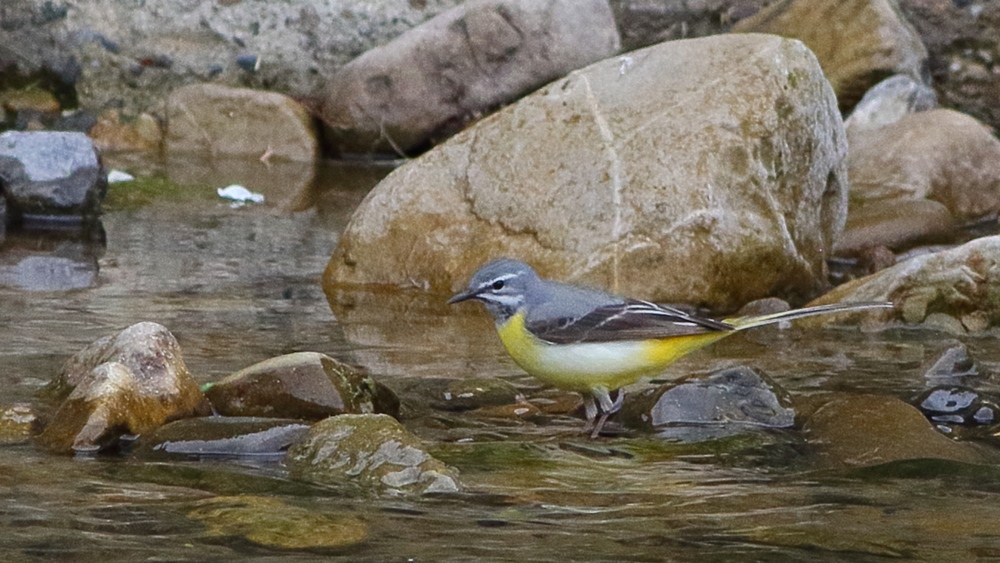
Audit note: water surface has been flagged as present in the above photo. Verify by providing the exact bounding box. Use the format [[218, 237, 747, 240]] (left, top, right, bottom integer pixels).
[[2, 155, 1000, 561]]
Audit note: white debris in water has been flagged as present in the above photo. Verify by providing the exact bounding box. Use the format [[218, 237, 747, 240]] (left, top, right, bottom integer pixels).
[[106, 169, 134, 183], [217, 184, 264, 207]]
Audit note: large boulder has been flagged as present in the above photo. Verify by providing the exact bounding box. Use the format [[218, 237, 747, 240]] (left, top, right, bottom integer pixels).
[[319, 0, 621, 155], [325, 34, 848, 310], [733, 0, 928, 110]]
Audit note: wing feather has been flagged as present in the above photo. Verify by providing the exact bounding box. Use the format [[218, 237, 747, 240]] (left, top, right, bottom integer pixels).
[[527, 299, 733, 344]]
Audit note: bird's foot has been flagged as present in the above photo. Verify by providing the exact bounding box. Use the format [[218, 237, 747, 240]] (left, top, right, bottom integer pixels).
[[585, 388, 625, 438]]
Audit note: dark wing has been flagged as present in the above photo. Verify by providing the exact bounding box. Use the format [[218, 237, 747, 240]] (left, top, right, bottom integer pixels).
[[527, 299, 734, 344]]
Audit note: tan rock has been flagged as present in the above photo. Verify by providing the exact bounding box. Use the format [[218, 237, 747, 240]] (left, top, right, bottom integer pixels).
[[319, 0, 620, 155], [804, 394, 986, 468], [325, 34, 848, 310], [809, 235, 1000, 327], [165, 84, 317, 162], [848, 109, 1000, 220], [89, 110, 163, 153], [834, 198, 954, 255], [37, 322, 208, 453], [204, 351, 399, 420], [733, 0, 927, 109]]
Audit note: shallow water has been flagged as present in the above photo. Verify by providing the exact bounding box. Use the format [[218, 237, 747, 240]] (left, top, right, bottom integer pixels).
[[2, 155, 1000, 561]]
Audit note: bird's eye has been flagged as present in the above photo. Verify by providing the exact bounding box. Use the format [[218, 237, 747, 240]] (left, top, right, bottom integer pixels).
[[491, 279, 505, 291]]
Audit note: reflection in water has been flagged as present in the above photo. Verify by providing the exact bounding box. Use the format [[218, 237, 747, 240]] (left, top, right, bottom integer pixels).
[[0, 226, 105, 291], [1, 156, 1000, 560]]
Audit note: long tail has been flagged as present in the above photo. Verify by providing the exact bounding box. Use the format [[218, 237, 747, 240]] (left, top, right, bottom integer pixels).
[[724, 302, 893, 331]]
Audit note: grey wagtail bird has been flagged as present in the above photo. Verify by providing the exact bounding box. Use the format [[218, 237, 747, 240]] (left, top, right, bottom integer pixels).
[[449, 258, 893, 438]]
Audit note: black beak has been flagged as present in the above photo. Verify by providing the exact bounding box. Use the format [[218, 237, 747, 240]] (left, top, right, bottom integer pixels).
[[447, 288, 477, 304]]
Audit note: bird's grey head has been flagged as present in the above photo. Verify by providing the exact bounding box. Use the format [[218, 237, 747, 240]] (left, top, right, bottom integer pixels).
[[448, 258, 542, 322]]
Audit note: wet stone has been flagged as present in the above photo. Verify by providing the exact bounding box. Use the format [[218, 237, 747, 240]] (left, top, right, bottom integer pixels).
[[438, 378, 521, 412], [36, 322, 208, 453], [618, 366, 795, 441], [922, 342, 978, 381], [386, 377, 520, 415], [285, 413, 461, 495], [0, 131, 107, 224], [135, 417, 311, 459], [188, 495, 367, 550], [203, 351, 399, 420], [915, 387, 997, 426], [803, 394, 986, 468]]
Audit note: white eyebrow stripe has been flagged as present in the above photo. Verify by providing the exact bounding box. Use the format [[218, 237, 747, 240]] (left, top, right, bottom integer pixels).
[[477, 272, 519, 290]]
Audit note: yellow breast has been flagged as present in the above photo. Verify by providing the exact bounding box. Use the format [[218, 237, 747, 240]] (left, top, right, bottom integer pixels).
[[494, 311, 729, 393]]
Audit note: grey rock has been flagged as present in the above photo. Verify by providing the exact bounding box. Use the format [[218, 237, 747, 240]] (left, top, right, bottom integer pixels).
[[845, 74, 938, 135], [618, 366, 795, 441], [137, 417, 311, 458], [0, 131, 105, 223]]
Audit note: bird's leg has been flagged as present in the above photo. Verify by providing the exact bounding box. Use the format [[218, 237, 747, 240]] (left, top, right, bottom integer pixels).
[[608, 388, 624, 415], [588, 387, 625, 439], [581, 394, 598, 434]]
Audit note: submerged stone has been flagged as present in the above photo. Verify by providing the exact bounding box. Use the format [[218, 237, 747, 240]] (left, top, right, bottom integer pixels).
[[136, 416, 311, 458], [438, 378, 521, 412], [803, 394, 987, 468], [203, 351, 398, 420], [0, 404, 37, 445], [188, 495, 367, 549], [915, 387, 997, 426], [286, 413, 460, 495], [922, 343, 979, 381]]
